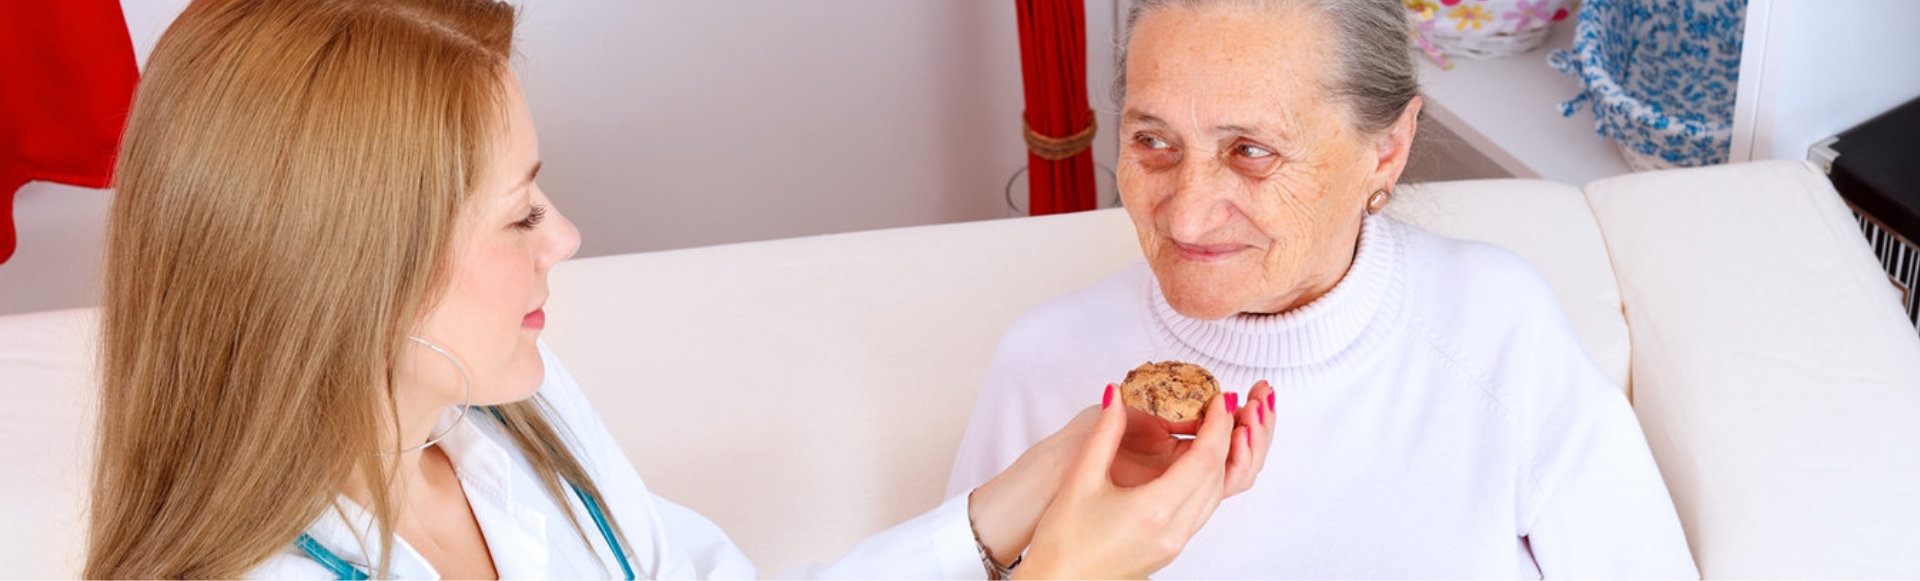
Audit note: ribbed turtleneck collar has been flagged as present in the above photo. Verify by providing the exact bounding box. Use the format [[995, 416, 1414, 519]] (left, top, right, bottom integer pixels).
[[1146, 214, 1405, 380]]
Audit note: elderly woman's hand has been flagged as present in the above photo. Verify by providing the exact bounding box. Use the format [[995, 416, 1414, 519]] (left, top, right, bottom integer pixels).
[[1015, 387, 1247, 579]]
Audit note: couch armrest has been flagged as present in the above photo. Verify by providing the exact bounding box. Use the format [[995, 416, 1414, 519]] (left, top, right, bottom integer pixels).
[[1585, 160, 1920, 578]]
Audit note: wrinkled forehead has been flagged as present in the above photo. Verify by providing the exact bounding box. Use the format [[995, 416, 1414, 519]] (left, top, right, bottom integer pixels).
[[1122, 2, 1342, 130]]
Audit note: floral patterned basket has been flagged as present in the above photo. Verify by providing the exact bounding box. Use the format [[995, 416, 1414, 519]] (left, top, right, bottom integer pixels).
[[1407, 0, 1576, 60], [1549, 0, 1747, 171]]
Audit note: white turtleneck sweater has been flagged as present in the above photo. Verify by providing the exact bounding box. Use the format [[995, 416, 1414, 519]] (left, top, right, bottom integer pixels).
[[947, 215, 1698, 579]]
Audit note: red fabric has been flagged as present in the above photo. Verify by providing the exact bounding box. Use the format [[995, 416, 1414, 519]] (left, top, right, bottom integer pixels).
[[0, 0, 139, 264], [1015, 0, 1096, 216]]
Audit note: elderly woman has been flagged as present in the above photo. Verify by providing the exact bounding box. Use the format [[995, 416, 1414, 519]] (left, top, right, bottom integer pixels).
[[84, 0, 1276, 578], [949, 0, 1698, 578]]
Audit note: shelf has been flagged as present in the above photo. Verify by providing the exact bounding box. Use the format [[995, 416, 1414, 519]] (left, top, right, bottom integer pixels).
[[1415, 21, 1631, 186]]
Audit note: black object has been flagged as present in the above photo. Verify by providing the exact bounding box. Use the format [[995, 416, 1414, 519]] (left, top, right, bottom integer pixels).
[[1825, 94, 1920, 328], [1830, 95, 1920, 242]]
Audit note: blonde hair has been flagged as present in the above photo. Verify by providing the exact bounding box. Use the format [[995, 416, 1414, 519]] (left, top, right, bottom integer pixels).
[[89, 0, 621, 577]]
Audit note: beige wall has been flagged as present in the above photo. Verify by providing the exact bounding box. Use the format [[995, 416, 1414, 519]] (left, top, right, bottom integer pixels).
[[0, 0, 1124, 315]]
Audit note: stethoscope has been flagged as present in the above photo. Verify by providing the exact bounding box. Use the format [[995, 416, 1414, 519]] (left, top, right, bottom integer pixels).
[[294, 406, 636, 580]]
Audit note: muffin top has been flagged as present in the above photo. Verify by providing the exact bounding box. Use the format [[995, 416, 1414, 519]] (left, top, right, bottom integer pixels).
[[1119, 361, 1220, 423]]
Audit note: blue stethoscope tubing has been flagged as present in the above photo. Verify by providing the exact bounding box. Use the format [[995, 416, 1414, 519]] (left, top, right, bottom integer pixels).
[[295, 407, 636, 580]]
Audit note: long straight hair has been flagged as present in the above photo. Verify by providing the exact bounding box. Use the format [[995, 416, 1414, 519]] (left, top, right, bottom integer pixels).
[[88, 0, 623, 577]]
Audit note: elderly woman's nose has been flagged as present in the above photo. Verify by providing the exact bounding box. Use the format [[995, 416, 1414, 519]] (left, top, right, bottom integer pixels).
[[1163, 161, 1237, 241]]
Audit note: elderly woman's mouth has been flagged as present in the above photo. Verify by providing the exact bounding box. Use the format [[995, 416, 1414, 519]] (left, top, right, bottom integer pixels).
[[1172, 240, 1254, 263]]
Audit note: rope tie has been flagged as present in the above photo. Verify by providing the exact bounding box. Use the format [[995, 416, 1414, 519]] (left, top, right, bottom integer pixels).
[[1022, 112, 1098, 160]]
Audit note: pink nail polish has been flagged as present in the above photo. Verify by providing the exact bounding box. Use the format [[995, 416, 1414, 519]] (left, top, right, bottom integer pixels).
[[1267, 391, 1275, 411], [1257, 400, 1266, 424], [1102, 384, 1114, 409], [1225, 392, 1239, 415]]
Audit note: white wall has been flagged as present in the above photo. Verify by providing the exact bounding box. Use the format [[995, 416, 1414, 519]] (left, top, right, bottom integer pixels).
[[0, 1, 1122, 315], [1730, 0, 1920, 163], [514, 1, 1119, 256]]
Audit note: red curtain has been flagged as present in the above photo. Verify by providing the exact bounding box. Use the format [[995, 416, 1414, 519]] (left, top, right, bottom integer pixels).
[[1015, 0, 1097, 216], [0, 0, 139, 264]]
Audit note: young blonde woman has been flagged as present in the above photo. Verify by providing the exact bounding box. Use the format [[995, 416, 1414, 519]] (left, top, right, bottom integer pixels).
[[85, 0, 1277, 578]]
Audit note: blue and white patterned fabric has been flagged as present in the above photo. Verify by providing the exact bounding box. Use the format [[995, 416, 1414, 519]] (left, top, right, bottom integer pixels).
[[1550, 0, 1746, 169]]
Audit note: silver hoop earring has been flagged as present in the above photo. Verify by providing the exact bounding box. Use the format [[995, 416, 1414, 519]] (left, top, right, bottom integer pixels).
[[1366, 189, 1391, 215], [382, 336, 473, 455]]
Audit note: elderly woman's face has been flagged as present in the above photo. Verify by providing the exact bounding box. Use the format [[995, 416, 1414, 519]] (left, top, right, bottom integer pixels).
[[1118, 3, 1416, 320]]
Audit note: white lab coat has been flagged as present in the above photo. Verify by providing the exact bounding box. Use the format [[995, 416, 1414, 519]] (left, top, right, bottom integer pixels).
[[249, 341, 983, 579]]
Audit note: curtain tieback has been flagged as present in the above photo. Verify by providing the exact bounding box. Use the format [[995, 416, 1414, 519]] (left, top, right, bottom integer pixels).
[[1021, 112, 1098, 161]]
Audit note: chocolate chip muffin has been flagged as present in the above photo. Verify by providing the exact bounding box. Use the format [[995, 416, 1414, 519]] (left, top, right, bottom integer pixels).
[[1119, 361, 1220, 422]]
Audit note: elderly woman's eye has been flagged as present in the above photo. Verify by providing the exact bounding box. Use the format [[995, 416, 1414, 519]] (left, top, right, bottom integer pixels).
[[1134, 133, 1171, 150], [1234, 143, 1275, 158]]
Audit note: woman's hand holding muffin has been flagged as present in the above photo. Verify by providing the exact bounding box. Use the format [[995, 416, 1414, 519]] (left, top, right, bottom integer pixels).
[[969, 362, 1275, 579], [1116, 380, 1276, 495], [1017, 384, 1255, 579]]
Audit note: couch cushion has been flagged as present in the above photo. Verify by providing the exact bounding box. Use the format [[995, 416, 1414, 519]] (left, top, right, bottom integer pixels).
[[1585, 159, 1920, 578], [1388, 179, 1632, 392], [0, 308, 99, 578], [542, 209, 1142, 573]]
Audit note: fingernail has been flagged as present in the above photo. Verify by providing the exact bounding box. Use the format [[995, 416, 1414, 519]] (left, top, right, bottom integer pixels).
[[1225, 392, 1239, 415], [1102, 384, 1115, 409], [1256, 400, 1267, 424], [1267, 390, 1275, 411], [1242, 429, 1253, 448]]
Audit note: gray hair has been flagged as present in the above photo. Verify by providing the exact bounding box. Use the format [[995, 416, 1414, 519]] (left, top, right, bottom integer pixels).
[[1112, 0, 1420, 136]]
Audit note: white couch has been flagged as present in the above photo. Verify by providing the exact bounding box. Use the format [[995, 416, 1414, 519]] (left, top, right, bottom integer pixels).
[[4, 160, 1917, 578]]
